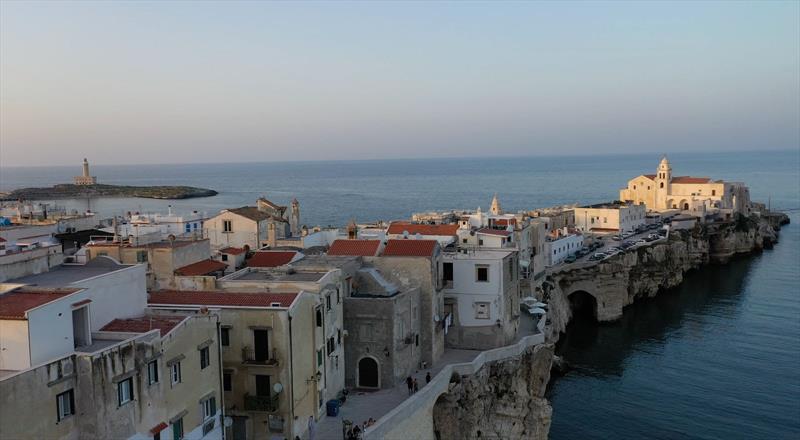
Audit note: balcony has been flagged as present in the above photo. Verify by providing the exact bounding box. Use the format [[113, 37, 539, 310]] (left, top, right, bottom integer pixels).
[[243, 393, 280, 412], [241, 347, 279, 366]]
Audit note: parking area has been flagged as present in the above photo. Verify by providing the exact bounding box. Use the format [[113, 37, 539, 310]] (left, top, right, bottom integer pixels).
[[563, 223, 669, 267]]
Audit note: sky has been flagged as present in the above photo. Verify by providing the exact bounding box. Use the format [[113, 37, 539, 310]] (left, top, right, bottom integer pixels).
[[1, 1, 798, 166]]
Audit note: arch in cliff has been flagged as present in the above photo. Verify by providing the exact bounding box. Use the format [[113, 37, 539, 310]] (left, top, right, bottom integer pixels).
[[567, 290, 598, 321]]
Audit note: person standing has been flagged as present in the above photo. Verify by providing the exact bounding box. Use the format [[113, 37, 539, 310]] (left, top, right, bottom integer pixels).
[[413, 378, 419, 393], [308, 416, 316, 440], [406, 376, 413, 395], [425, 372, 431, 384]]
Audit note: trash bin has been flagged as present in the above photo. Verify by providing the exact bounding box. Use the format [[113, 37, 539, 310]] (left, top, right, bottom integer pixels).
[[326, 399, 340, 417]]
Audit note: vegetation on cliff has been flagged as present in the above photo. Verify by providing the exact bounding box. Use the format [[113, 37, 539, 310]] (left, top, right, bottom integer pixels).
[[0, 183, 218, 201]]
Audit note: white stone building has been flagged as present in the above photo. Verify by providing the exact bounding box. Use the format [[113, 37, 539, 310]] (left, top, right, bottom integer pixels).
[[619, 156, 752, 217], [574, 202, 646, 234]]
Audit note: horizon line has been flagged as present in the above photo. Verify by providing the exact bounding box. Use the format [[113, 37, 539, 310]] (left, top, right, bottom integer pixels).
[[1, 148, 797, 169]]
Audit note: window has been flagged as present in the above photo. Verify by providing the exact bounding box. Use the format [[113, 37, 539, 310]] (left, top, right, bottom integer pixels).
[[201, 396, 216, 420], [327, 337, 335, 355], [475, 302, 491, 319], [462, 238, 467, 244], [220, 327, 230, 346], [475, 265, 489, 282], [712, 190, 716, 196], [325, 295, 331, 311], [442, 262, 453, 284], [171, 417, 183, 440], [136, 251, 147, 263], [171, 362, 181, 385], [147, 360, 159, 385], [57, 389, 74, 421], [223, 372, 232, 391], [256, 375, 271, 397], [336, 288, 340, 304], [603, 217, 607, 223], [223, 220, 232, 233], [337, 329, 342, 345], [317, 349, 323, 367], [660, 182, 664, 188], [478, 239, 484, 246], [221, 254, 228, 262], [316, 309, 323, 327], [117, 378, 133, 406], [200, 347, 210, 370], [185, 224, 191, 233]]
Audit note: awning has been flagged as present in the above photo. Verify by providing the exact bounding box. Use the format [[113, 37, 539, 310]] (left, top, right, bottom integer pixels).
[[528, 307, 547, 315], [150, 422, 168, 435], [519, 259, 531, 268]]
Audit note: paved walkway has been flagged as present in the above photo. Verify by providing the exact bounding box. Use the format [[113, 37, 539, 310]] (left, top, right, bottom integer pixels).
[[315, 314, 541, 440]]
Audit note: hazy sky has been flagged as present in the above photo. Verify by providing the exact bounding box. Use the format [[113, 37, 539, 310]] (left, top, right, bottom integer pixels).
[[1, 1, 798, 166]]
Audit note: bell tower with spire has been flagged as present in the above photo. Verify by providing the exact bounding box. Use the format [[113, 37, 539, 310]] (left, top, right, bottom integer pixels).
[[490, 194, 502, 215], [655, 155, 672, 210], [290, 198, 301, 237]]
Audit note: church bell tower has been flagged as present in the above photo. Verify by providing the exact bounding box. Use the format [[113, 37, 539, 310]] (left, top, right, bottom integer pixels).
[[655, 156, 672, 210]]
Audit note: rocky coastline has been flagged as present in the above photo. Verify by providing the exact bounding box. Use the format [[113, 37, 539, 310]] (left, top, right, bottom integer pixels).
[[0, 183, 218, 201], [428, 212, 789, 440]]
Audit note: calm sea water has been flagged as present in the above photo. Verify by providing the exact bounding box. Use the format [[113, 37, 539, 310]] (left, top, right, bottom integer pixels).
[[1, 150, 798, 225], [2, 150, 799, 438]]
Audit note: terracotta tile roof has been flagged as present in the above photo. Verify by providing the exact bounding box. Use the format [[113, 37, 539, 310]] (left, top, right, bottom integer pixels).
[[387, 222, 459, 236], [220, 247, 246, 255], [0, 237, 6, 242], [643, 174, 656, 180], [149, 290, 298, 308], [493, 218, 516, 226], [382, 239, 438, 257], [477, 228, 512, 237], [174, 259, 228, 276], [0, 288, 81, 320], [327, 239, 381, 256], [247, 251, 298, 268], [671, 176, 711, 184], [100, 315, 186, 336]]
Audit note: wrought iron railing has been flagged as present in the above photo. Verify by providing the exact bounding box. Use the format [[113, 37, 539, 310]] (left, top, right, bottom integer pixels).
[[243, 393, 279, 412]]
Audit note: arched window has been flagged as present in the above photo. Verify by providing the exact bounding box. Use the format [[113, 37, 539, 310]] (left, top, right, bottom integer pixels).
[[660, 182, 664, 189]]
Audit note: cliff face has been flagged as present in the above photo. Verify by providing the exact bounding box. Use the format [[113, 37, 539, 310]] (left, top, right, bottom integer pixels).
[[432, 344, 554, 440], [545, 215, 783, 336]]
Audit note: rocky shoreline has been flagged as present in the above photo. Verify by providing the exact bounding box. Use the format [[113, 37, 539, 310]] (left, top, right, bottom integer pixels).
[[0, 183, 218, 201], [428, 212, 789, 440]]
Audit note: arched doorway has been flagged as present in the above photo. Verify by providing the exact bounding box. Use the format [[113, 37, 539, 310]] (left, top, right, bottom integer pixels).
[[358, 357, 379, 388], [568, 290, 597, 322]]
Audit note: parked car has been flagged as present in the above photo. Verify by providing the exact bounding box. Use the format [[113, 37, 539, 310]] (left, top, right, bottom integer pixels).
[[611, 235, 622, 241], [622, 232, 634, 239], [564, 255, 577, 263], [635, 239, 647, 245], [589, 252, 607, 261]]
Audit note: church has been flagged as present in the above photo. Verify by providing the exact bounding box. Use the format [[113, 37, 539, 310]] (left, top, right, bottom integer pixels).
[[619, 156, 751, 218]]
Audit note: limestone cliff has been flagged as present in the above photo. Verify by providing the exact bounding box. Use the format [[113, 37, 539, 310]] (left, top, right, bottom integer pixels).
[[432, 344, 554, 440], [544, 214, 786, 337]]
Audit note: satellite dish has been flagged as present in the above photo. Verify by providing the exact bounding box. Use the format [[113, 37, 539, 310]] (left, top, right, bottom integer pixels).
[[224, 417, 233, 428], [273, 382, 283, 394]]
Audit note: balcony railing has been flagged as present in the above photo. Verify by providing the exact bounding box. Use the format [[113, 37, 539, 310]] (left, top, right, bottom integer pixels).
[[243, 393, 280, 412], [241, 347, 279, 366]]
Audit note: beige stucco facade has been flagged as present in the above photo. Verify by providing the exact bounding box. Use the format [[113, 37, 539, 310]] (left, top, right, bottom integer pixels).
[[0, 314, 221, 440]]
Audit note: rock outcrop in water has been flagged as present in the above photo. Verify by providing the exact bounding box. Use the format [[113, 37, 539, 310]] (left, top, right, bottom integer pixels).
[[0, 183, 218, 201], [432, 344, 554, 440]]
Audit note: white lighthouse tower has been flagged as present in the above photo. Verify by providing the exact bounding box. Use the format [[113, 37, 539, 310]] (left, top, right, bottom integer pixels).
[[73, 158, 97, 185]]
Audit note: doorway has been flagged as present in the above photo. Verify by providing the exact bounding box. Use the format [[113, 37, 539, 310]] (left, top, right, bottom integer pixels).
[[72, 306, 91, 348], [357, 357, 379, 388]]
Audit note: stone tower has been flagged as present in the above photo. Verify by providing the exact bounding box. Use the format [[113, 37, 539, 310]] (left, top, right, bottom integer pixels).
[[73, 158, 97, 185], [490, 194, 502, 215], [290, 198, 301, 237], [655, 156, 672, 210]]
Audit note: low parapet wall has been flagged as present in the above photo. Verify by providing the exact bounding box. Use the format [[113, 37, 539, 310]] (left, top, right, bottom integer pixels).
[[363, 331, 546, 440]]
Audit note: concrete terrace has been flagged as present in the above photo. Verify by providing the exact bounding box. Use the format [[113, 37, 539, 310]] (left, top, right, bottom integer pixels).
[[316, 313, 542, 440]]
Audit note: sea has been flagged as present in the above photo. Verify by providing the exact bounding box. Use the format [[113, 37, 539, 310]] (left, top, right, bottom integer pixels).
[[2, 149, 799, 438]]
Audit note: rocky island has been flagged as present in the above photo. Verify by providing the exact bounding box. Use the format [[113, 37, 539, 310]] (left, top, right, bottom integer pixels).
[[0, 159, 218, 201], [0, 183, 218, 201]]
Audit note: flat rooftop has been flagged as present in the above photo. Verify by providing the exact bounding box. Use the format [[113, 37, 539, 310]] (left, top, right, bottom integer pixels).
[[10, 257, 134, 287], [226, 268, 327, 283], [443, 249, 513, 260]]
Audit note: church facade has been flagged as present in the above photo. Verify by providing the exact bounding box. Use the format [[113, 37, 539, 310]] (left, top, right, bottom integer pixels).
[[620, 157, 751, 217]]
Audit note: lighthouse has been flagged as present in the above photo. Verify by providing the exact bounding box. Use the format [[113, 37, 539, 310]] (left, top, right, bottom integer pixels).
[[73, 158, 97, 185]]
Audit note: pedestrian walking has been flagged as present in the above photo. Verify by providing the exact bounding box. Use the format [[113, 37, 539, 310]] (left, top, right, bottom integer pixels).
[[425, 372, 431, 384], [406, 376, 413, 395], [413, 378, 419, 393]]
